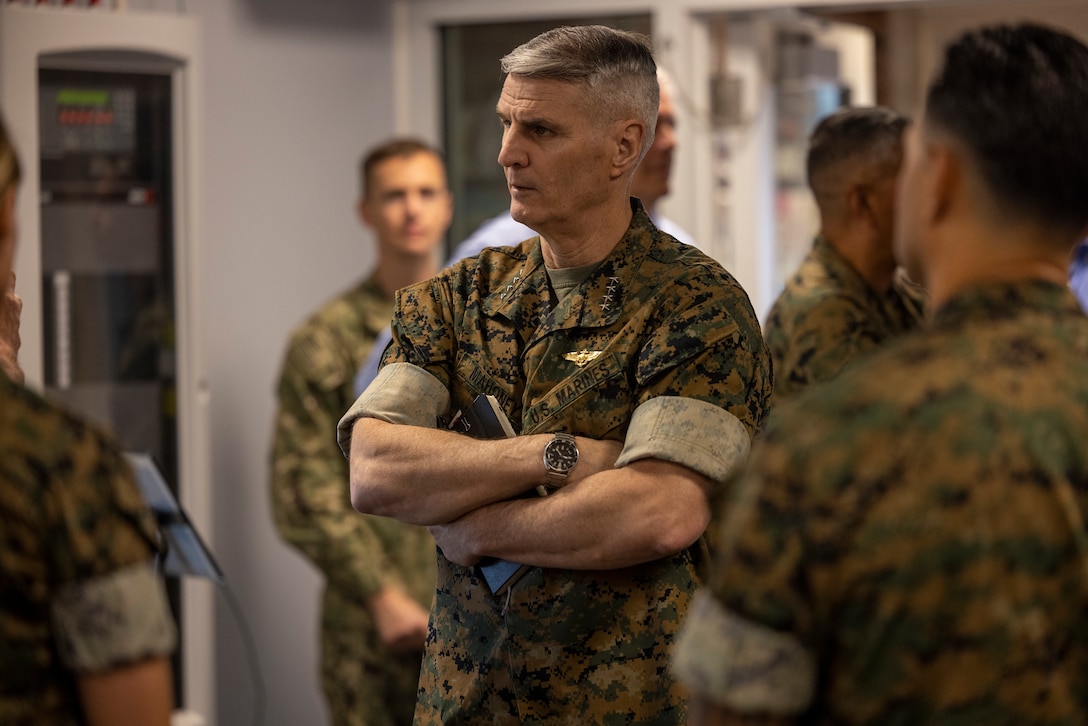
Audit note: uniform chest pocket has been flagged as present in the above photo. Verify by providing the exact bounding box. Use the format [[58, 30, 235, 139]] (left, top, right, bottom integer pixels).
[[522, 352, 631, 437]]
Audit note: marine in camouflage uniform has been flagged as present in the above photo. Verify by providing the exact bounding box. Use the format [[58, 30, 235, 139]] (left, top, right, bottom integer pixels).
[[675, 22, 1088, 725], [339, 200, 772, 724], [766, 106, 922, 403], [270, 275, 436, 726], [675, 280, 1088, 724], [0, 370, 177, 725], [765, 236, 924, 400]]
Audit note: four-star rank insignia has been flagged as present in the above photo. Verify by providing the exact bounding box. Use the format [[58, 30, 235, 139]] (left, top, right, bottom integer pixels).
[[563, 350, 603, 367]]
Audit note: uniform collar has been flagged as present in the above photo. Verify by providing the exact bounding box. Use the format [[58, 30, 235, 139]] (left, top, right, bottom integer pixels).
[[933, 278, 1082, 327], [812, 235, 924, 314], [481, 198, 657, 332], [811, 236, 877, 298]]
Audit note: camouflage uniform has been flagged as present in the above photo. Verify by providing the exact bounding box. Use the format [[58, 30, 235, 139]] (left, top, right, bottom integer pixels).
[[341, 200, 772, 724], [674, 279, 1088, 724], [765, 236, 925, 401], [271, 276, 436, 726], [0, 371, 176, 725]]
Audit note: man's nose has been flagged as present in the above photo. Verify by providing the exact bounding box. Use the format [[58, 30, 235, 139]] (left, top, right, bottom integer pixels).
[[404, 192, 423, 218], [497, 131, 526, 169]]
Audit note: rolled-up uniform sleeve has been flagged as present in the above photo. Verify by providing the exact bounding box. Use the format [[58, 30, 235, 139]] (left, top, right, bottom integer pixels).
[[672, 412, 818, 717], [673, 591, 815, 715], [52, 561, 176, 673], [337, 362, 451, 458], [43, 424, 178, 674], [626, 262, 771, 484], [616, 395, 751, 483]]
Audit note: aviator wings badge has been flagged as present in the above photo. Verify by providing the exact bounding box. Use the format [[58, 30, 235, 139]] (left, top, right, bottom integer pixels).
[[563, 350, 602, 368]]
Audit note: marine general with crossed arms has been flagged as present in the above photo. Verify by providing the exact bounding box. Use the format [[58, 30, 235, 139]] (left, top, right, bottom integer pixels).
[[337, 24, 771, 725]]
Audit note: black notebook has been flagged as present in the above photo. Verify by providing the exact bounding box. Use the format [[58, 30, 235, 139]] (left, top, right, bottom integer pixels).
[[448, 393, 516, 440], [447, 394, 543, 596]]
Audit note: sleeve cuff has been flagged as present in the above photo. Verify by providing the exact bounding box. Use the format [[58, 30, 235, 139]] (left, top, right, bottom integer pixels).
[[337, 362, 450, 457], [615, 396, 751, 482], [51, 561, 177, 673], [672, 590, 815, 715]]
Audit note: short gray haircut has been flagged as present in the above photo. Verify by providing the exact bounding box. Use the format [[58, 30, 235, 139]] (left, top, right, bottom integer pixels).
[[806, 105, 909, 211], [501, 25, 659, 158]]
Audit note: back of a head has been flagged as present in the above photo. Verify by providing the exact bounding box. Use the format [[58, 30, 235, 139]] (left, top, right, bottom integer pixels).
[[806, 105, 909, 215], [500, 25, 659, 158], [359, 137, 445, 200], [925, 23, 1088, 239]]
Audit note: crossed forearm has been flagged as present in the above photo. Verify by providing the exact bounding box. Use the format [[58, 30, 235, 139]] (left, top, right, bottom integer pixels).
[[351, 418, 711, 570], [348, 417, 551, 525], [430, 457, 711, 571]]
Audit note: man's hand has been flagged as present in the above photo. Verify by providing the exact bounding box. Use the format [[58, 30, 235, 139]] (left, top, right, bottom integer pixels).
[[429, 516, 483, 568], [367, 585, 430, 654], [427, 436, 624, 567], [0, 271, 23, 383]]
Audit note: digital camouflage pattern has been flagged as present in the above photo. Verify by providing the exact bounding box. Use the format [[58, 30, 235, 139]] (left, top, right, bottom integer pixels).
[[383, 200, 772, 724], [765, 236, 925, 401], [0, 370, 175, 725], [270, 275, 435, 726], [692, 279, 1088, 724]]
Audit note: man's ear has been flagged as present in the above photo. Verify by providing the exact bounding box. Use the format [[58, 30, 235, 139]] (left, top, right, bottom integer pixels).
[[925, 141, 958, 225], [442, 190, 454, 227], [356, 197, 372, 227], [846, 184, 870, 220], [611, 120, 646, 179]]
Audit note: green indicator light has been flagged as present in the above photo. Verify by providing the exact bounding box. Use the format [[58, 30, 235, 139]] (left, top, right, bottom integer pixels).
[[56, 89, 109, 107]]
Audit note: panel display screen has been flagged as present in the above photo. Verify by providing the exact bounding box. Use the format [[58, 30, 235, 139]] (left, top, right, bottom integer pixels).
[[39, 84, 137, 156]]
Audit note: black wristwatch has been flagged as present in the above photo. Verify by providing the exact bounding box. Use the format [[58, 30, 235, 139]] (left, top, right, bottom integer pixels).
[[543, 432, 579, 488]]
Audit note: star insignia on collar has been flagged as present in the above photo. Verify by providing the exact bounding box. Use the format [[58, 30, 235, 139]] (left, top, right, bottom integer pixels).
[[600, 276, 621, 313], [563, 350, 603, 367]]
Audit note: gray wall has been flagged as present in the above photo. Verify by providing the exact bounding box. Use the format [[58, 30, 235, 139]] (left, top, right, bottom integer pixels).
[[182, 0, 395, 723]]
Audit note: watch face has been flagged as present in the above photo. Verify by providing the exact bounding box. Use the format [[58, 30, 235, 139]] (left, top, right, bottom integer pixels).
[[545, 437, 579, 473]]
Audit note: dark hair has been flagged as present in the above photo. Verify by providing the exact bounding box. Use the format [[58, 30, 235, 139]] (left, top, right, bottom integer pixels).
[[0, 113, 21, 196], [501, 25, 659, 158], [359, 138, 445, 199], [806, 105, 909, 210], [926, 23, 1088, 236]]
